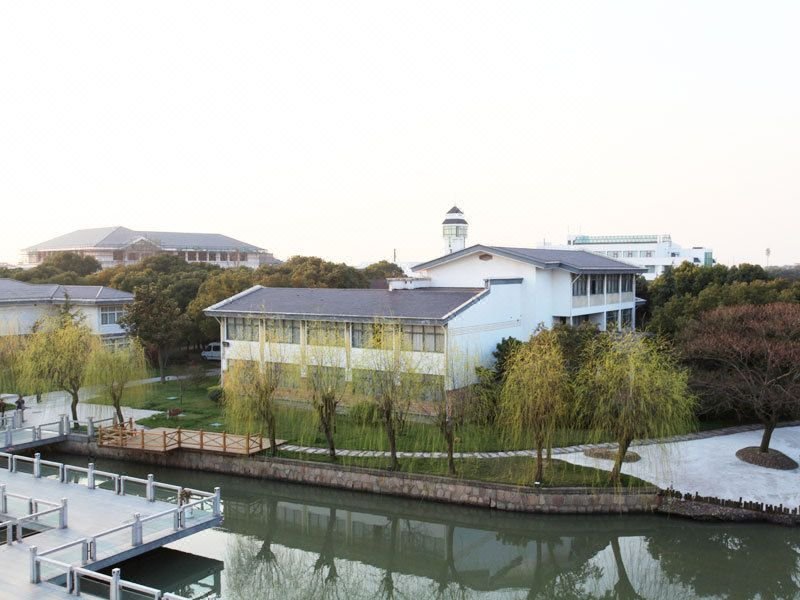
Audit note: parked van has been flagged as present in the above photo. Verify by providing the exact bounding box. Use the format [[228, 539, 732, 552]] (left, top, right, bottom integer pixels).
[[201, 343, 222, 361]]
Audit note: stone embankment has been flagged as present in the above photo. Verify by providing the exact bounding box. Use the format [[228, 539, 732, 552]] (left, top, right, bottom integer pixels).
[[54, 439, 660, 515]]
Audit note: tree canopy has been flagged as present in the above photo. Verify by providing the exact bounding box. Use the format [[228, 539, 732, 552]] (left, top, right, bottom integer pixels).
[[681, 303, 800, 453]]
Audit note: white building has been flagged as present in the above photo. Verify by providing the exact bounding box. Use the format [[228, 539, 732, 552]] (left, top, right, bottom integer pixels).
[[0, 279, 133, 345], [566, 234, 714, 280], [22, 226, 281, 270], [205, 208, 644, 392]]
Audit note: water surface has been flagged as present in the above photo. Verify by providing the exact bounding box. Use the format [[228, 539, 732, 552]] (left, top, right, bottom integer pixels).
[[48, 453, 800, 599]]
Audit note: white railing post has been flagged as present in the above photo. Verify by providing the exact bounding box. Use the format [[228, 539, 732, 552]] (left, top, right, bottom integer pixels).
[[33, 453, 41, 478], [213, 487, 222, 517], [29, 546, 39, 583], [11, 455, 17, 473], [110, 567, 121, 600], [173, 510, 181, 530], [5, 428, 12, 447], [147, 474, 155, 502], [63, 414, 70, 435], [60, 498, 68, 529], [87, 417, 95, 438], [119, 477, 125, 496], [13, 409, 22, 428], [6, 522, 12, 545], [0, 483, 6, 514], [58, 463, 65, 483], [89, 537, 96, 561], [131, 513, 142, 546], [81, 539, 89, 565], [58, 414, 65, 436], [87, 463, 95, 489]]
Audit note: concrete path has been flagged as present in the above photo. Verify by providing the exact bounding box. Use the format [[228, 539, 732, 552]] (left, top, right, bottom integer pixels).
[[559, 426, 800, 507]]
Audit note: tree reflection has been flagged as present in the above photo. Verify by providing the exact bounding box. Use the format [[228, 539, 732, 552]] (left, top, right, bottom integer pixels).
[[647, 525, 800, 599]]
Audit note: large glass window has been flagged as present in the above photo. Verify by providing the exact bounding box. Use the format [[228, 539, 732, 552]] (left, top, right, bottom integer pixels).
[[572, 275, 588, 296], [351, 323, 397, 348], [100, 305, 125, 325], [265, 319, 300, 344], [606, 311, 618, 330], [307, 321, 346, 346], [227, 317, 259, 341], [401, 325, 444, 353], [621, 308, 633, 329], [589, 275, 604, 295], [606, 275, 620, 293], [621, 275, 633, 293]]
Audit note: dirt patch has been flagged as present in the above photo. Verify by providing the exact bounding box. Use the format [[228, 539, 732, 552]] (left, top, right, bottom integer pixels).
[[583, 448, 641, 463], [735, 447, 799, 470]]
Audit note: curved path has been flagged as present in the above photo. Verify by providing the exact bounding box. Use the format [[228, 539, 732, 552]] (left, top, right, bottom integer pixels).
[[279, 421, 799, 459]]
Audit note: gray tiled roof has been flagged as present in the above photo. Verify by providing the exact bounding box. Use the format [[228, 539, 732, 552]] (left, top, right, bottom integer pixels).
[[412, 244, 646, 274], [0, 279, 133, 305], [25, 226, 267, 253], [204, 286, 485, 324]]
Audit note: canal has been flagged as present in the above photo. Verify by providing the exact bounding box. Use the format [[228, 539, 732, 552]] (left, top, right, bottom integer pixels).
[[47, 453, 800, 599]]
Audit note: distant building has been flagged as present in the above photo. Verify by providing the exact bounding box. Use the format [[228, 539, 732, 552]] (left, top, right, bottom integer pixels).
[[567, 234, 714, 280], [0, 279, 133, 345], [206, 207, 645, 392], [22, 226, 281, 270]]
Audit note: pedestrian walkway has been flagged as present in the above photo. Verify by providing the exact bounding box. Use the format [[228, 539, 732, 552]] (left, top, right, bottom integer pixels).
[[278, 421, 800, 460]]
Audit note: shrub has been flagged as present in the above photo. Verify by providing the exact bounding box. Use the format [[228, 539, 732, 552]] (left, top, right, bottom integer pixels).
[[207, 385, 224, 404], [348, 400, 379, 426]]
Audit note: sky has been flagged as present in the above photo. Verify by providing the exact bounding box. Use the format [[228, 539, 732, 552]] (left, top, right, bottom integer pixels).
[[1, 1, 799, 268]]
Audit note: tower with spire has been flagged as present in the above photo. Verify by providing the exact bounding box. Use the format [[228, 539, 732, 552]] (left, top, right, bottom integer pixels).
[[442, 206, 468, 254]]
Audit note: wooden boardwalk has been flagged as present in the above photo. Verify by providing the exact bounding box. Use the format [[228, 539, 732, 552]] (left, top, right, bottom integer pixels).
[[97, 425, 283, 455]]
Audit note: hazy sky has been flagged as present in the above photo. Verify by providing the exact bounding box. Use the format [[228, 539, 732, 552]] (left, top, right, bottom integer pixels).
[[2, 1, 798, 267]]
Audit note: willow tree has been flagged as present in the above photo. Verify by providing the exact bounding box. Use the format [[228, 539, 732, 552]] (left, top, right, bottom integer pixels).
[[0, 333, 29, 405], [499, 330, 571, 484], [305, 323, 349, 460], [361, 323, 424, 471], [86, 340, 149, 423], [575, 333, 695, 484], [224, 358, 284, 455], [20, 316, 99, 422]]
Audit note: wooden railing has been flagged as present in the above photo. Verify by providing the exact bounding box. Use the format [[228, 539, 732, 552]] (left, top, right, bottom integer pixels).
[[97, 426, 264, 455]]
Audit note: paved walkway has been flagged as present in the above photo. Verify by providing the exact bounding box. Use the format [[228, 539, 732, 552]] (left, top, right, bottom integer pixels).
[[559, 426, 800, 507], [278, 421, 800, 460]]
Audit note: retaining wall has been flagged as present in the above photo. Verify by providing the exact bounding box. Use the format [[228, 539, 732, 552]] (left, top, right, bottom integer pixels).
[[52, 440, 660, 514]]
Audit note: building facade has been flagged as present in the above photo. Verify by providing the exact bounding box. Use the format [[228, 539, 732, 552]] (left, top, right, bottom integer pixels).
[[566, 234, 713, 280], [0, 279, 133, 345], [22, 226, 281, 270], [205, 208, 645, 392]]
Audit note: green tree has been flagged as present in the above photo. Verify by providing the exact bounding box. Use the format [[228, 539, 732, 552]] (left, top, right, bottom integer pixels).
[[20, 316, 99, 422], [224, 359, 284, 456], [575, 333, 695, 484], [362, 260, 405, 281], [0, 334, 30, 404], [86, 340, 149, 423], [119, 283, 186, 383], [681, 303, 800, 453], [256, 256, 369, 288], [499, 330, 571, 483], [187, 268, 256, 340]]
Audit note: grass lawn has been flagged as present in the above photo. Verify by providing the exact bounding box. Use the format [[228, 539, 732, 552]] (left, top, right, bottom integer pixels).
[[276, 451, 649, 488]]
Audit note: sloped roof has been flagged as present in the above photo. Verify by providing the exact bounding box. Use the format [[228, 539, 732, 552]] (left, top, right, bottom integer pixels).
[[25, 227, 267, 253], [204, 286, 486, 324], [412, 245, 647, 274], [0, 279, 133, 305], [446, 206, 463, 214]]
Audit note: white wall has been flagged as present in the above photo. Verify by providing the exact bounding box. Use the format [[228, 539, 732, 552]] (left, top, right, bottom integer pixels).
[[0, 303, 128, 338]]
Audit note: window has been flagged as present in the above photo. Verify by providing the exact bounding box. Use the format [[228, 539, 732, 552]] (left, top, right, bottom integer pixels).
[[265, 319, 300, 344], [112, 251, 124, 261], [227, 317, 259, 341], [208, 252, 217, 261], [606, 311, 618, 330], [187, 251, 197, 261], [100, 305, 125, 325], [127, 253, 138, 261], [608, 251, 620, 258], [621, 308, 633, 329], [589, 275, 603, 295], [572, 275, 588, 296], [307, 321, 345, 346], [198, 251, 208, 261], [239, 253, 249, 261], [606, 276, 620, 293], [219, 252, 228, 261], [351, 323, 396, 348], [401, 325, 444, 353], [621, 275, 633, 293], [640, 250, 654, 258], [624, 250, 636, 258]]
